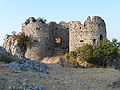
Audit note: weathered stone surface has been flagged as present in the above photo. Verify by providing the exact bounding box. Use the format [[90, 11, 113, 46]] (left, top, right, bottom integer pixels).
[[3, 16, 107, 59], [25, 85, 45, 90], [9, 59, 49, 73], [0, 46, 49, 73], [3, 34, 24, 58], [8, 85, 45, 90], [69, 16, 106, 51], [22, 17, 54, 59]]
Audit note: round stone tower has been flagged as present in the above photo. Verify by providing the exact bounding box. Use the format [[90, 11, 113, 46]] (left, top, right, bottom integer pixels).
[[69, 16, 107, 51], [22, 17, 54, 60]]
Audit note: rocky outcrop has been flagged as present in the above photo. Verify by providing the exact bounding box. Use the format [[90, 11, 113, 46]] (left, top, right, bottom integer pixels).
[[0, 46, 49, 73], [8, 85, 45, 90], [3, 34, 24, 58], [10, 59, 49, 73]]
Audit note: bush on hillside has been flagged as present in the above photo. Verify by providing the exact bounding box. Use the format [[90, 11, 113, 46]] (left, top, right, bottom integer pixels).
[[69, 51, 77, 59], [98, 39, 120, 67], [64, 39, 120, 67], [0, 53, 13, 63], [76, 44, 101, 67], [16, 33, 33, 50], [0, 47, 14, 63], [64, 53, 78, 66]]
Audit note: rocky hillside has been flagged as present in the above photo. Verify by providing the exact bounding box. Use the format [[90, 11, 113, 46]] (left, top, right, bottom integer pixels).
[[1, 61, 120, 90], [1, 46, 120, 90]]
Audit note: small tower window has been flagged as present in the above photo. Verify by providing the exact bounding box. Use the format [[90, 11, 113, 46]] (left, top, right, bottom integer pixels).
[[34, 40, 38, 43], [98, 24, 100, 27], [93, 39, 96, 45], [36, 27, 40, 30], [84, 24, 86, 27], [100, 34, 103, 41], [55, 28, 58, 30], [80, 40, 84, 42]]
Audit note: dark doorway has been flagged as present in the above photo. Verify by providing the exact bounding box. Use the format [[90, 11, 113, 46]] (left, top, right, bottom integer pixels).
[[93, 39, 96, 45]]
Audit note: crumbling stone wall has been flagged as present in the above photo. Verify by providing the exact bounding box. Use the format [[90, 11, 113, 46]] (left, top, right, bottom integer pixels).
[[69, 16, 106, 51], [54, 21, 69, 49], [22, 17, 54, 60], [3, 16, 107, 59], [3, 35, 24, 57]]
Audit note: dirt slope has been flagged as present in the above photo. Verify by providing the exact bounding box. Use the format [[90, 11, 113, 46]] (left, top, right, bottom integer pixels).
[[0, 62, 120, 90]]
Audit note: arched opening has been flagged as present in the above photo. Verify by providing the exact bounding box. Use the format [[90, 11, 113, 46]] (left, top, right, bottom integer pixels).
[[93, 39, 96, 45], [55, 37, 62, 47], [100, 34, 103, 41]]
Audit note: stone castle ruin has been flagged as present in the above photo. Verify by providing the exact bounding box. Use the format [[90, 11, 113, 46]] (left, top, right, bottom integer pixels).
[[3, 16, 106, 60]]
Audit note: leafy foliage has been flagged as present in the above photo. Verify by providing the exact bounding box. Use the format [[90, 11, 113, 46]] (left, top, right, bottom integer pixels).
[[16, 33, 32, 50], [76, 44, 94, 62], [0, 53, 13, 63], [98, 39, 120, 66], [69, 51, 77, 59], [64, 53, 78, 65], [37, 17, 47, 24], [25, 17, 36, 25], [0, 48, 14, 63], [64, 53, 70, 60], [64, 39, 120, 67]]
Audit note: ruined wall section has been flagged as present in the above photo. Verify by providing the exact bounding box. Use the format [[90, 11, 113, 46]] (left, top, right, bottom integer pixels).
[[69, 16, 106, 51], [54, 22, 69, 49], [69, 21, 83, 51], [22, 17, 54, 60], [3, 16, 107, 59], [3, 35, 24, 57]]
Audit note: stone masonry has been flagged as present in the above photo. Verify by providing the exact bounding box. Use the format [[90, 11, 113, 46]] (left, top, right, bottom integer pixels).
[[69, 16, 106, 51], [3, 16, 107, 60]]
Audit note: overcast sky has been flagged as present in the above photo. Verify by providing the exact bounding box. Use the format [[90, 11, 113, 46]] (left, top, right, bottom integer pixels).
[[0, 0, 120, 45]]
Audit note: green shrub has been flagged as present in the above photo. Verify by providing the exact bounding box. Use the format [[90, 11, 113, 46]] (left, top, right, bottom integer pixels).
[[37, 17, 47, 24], [69, 58, 78, 65], [35, 51, 43, 61], [64, 53, 70, 60], [64, 39, 120, 67], [25, 17, 36, 25], [0, 52, 14, 63], [98, 39, 120, 67], [76, 44, 93, 62], [69, 51, 77, 59], [16, 33, 33, 50]]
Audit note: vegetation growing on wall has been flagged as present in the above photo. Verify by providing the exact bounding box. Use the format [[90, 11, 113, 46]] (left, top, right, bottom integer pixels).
[[25, 17, 36, 25], [37, 17, 47, 24], [64, 39, 120, 67], [24, 17, 47, 24], [35, 51, 43, 61], [16, 33, 32, 50]]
